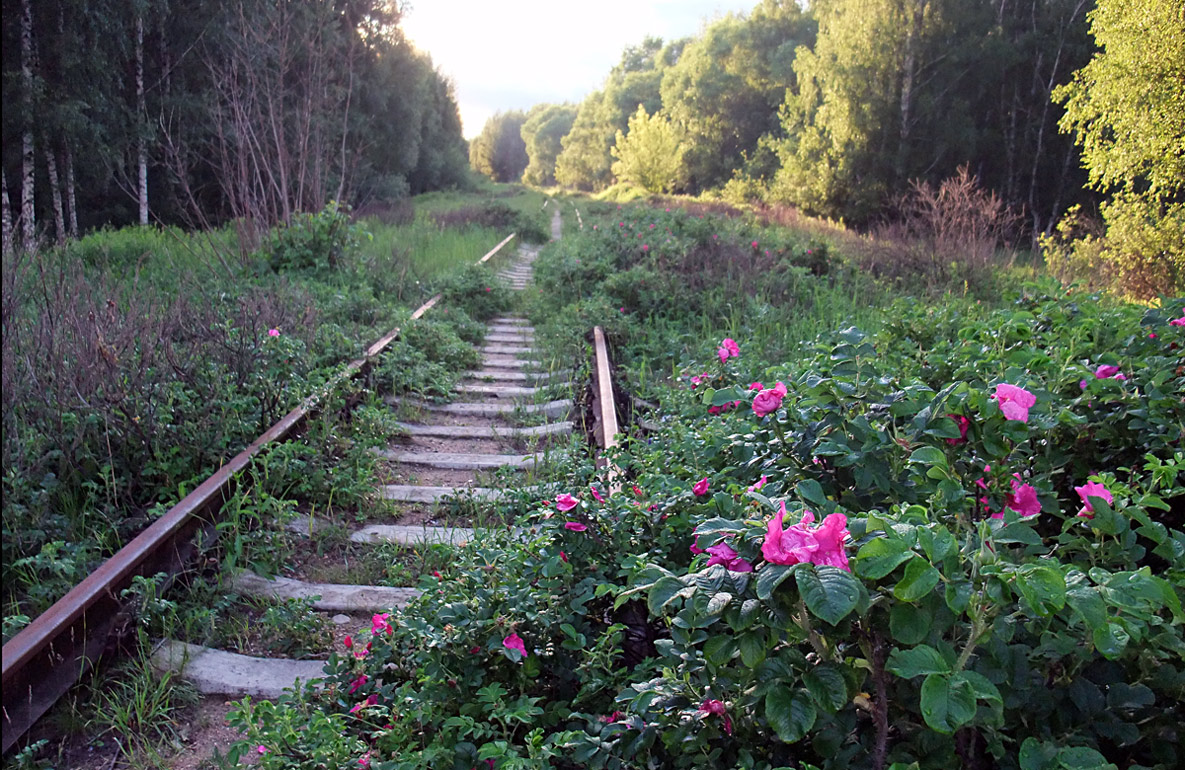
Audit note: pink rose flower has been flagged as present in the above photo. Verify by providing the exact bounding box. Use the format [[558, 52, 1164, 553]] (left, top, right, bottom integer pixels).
[[693, 477, 710, 496], [503, 632, 527, 658], [563, 521, 587, 531], [705, 542, 754, 572], [371, 613, 393, 635], [257, 745, 269, 755], [1169, 316, 1185, 326], [349, 674, 369, 694], [752, 381, 788, 418], [761, 502, 850, 571], [689, 536, 706, 555], [992, 383, 1036, 423], [556, 493, 579, 512], [698, 699, 733, 735], [590, 485, 605, 503], [946, 414, 970, 445], [748, 475, 768, 492], [1075, 480, 1113, 519], [992, 475, 1041, 519]]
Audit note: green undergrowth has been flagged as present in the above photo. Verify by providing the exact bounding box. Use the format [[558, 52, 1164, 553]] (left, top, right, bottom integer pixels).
[[222, 200, 1183, 769]]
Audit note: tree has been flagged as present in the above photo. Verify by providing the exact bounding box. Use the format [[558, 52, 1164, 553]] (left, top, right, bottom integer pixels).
[[554, 37, 676, 191], [770, 0, 985, 224], [610, 105, 683, 193], [1053, 0, 1185, 298], [520, 103, 577, 186], [660, 0, 814, 192], [469, 111, 528, 183]]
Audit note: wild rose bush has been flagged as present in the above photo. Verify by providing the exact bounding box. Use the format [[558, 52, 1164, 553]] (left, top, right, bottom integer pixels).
[[229, 205, 1183, 769]]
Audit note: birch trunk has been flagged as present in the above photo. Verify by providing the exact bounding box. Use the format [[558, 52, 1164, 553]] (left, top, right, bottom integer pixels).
[[136, 13, 149, 226], [45, 144, 65, 244], [65, 144, 78, 238], [21, 0, 36, 251], [2, 172, 12, 255]]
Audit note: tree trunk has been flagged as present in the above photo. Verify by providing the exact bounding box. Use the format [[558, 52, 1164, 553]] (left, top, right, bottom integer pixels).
[[2, 171, 12, 255], [136, 13, 148, 226], [65, 144, 78, 237], [45, 143, 66, 244], [21, 0, 36, 251], [896, 0, 928, 184]]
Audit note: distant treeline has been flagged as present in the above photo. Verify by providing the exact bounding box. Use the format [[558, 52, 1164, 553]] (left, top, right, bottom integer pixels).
[[1, 0, 470, 246]]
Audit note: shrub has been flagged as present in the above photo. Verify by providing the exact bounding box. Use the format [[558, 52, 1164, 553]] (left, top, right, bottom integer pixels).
[[267, 202, 367, 274]]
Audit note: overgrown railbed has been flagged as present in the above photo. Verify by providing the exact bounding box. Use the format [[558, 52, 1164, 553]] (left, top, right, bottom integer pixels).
[[1, 196, 535, 638], [223, 203, 1180, 769]]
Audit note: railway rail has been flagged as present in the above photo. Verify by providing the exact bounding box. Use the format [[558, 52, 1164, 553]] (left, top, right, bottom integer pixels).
[[2, 233, 518, 753]]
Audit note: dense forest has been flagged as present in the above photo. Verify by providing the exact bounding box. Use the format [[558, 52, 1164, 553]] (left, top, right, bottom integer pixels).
[[469, 0, 1183, 299], [0, 0, 470, 248]]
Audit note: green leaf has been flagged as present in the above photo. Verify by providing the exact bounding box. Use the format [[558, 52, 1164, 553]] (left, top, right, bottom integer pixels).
[[803, 665, 848, 713], [886, 644, 951, 678], [796, 479, 828, 508], [893, 557, 941, 602], [706, 591, 734, 615], [1019, 737, 1058, 770], [1056, 746, 1118, 770], [1014, 564, 1067, 617], [889, 601, 932, 645], [738, 629, 767, 667], [765, 686, 817, 743], [1092, 622, 1130, 659], [704, 635, 736, 667], [994, 520, 1044, 545], [1066, 587, 1107, 626], [908, 446, 948, 468], [854, 538, 913, 579], [647, 576, 685, 615], [796, 566, 861, 625], [919, 672, 976, 734], [756, 563, 797, 600]]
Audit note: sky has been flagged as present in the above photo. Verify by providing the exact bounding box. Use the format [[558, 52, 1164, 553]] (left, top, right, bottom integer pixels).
[[400, 0, 757, 139]]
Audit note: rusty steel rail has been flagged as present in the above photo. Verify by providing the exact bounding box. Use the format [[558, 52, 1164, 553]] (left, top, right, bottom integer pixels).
[[1, 233, 517, 753], [591, 326, 621, 493]]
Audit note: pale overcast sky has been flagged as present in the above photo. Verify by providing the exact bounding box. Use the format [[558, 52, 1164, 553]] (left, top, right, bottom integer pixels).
[[401, 0, 757, 138]]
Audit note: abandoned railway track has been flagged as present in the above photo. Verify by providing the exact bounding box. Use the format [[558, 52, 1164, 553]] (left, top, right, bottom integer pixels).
[[1, 209, 626, 760]]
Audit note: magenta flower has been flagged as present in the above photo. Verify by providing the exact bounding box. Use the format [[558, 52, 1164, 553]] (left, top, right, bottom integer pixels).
[[1075, 480, 1113, 519], [563, 521, 587, 531], [1093, 364, 1127, 381], [751, 240, 759, 248], [749, 382, 764, 391], [761, 502, 850, 571], [946, 414, 970, 445], [752, 381, 788, 418], [992, 475, 1040, 518], [350, 694, 379, 713], [642, 244, 649, 251], [358, 753, 371, 768], [698, 699, 733, 735], [992, 383, 1036, 422], [349, 674, 369, 694], [689, 536, 706, 555], [503, 632, 527, 658], [705, 542, 754, 572], [268, 328, 280, 337], [1169, 315, 1185, 326], [693, 477, 710, 496], [748, 476, 768, 492], [721, 338, 740, 357], [257, 745, 269, 755], [556, 493, 579, 512], [371, 613, 393, 635], [590, 485, 605, 503]]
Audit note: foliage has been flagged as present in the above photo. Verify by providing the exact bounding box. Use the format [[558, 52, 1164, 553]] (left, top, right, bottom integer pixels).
[[520, 104, 578, 187], [231, 246, 1185, 767], [554, 37, 674, 192], [267, 202, 367, 274], [1053, 0, 1185, 300], [470, 111, 530, 183], [610, 107, 685, 194]]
